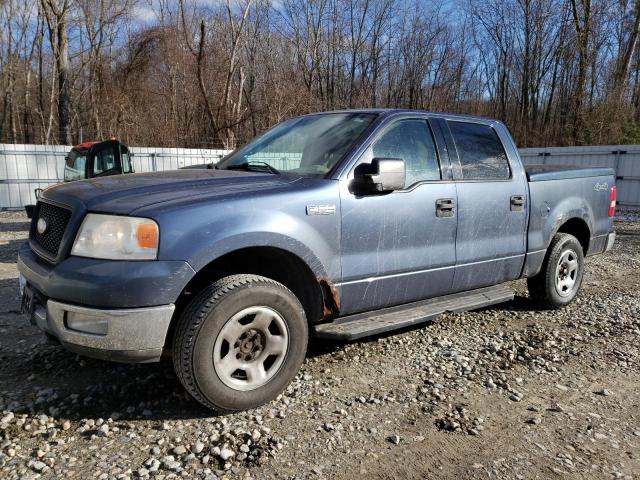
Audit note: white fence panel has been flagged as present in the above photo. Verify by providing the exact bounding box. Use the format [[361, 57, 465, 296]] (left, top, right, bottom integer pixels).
[[519, 145, 639, 208], [0, 144, 69, 210], [247, 152, 301, 171], [0, 144, 229, 209]]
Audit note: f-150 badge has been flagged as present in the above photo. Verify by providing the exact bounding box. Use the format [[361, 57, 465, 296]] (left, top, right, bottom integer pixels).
[[594, 182, 609, 191]]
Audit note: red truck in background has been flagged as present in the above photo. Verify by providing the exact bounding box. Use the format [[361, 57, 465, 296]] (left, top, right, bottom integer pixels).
[[25, 139, 133, 218]]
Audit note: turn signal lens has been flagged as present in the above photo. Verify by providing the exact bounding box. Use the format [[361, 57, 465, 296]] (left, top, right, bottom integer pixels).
[[137, 223, 159, 249], [608, 186, 616, 217]]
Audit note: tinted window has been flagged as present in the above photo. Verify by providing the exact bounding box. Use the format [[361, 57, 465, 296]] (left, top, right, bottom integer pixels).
[[93, 146, 117, 175], [448, 121, 510, 180], [372, 119, 440, 187]]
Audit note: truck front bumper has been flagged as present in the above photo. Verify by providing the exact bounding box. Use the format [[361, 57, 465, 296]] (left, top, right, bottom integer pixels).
[[27, 295, 174, 363], [17, 241, 193, 363], [17, 241, 195, 308]]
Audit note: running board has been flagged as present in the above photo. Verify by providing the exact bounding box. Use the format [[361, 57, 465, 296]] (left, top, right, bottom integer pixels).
[[313, 284, 514, 341]]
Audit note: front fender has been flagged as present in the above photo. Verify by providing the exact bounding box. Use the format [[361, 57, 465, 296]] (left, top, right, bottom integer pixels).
[[187, 229, 332, 278], [155, 200, 341, 282]]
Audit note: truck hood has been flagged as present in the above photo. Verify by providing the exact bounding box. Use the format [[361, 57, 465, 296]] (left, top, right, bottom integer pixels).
[[42, 169, 301, 215]]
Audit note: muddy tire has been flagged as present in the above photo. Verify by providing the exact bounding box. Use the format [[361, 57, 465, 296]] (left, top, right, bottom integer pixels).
[[528, 233, 585, 309], [173, 274, 308, 412]]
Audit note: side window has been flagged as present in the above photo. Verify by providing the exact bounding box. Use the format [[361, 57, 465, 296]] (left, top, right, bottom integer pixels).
[[93, 146, 117, 175], [121, 148, 133, 173], [93, 147, 116, 175], [448, 121, 510, 180], [372, 119, 440, 187]]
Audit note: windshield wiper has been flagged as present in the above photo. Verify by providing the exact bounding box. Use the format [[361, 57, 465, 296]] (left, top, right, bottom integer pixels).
[[224, 161, 280, 175]]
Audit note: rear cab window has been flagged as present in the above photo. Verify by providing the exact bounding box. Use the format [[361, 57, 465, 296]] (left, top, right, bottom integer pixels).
[[447, 121, 511, 180]]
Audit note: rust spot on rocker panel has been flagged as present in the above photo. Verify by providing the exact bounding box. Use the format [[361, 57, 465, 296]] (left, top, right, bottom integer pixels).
[[319, 277, 340, 319]]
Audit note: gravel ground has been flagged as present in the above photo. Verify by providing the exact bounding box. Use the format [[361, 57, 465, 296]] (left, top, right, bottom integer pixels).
[[0, 211, 638, 480]]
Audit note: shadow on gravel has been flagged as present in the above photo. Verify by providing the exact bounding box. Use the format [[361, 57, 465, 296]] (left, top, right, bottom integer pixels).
[[1, 311, 219, 421], [2, 295, 546, 422], [308, 294, 549, 356], [475, 294, 552, 313], [0, 238, 26, 262], [2, 347, 218, 421], [0, 220, 30, 233], [0, 278, 21, 313]]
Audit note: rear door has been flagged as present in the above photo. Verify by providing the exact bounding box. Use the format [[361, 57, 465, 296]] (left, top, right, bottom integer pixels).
[[442, 119, 528, 291], [339, 116, 458, 314]]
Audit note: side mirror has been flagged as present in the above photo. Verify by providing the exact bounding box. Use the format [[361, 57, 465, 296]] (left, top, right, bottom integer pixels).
[[354, 158, 405, 193]]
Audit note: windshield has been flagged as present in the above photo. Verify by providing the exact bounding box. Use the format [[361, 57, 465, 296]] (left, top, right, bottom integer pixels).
[[217, 113, 377, 177], [64, 150, 87, 181]]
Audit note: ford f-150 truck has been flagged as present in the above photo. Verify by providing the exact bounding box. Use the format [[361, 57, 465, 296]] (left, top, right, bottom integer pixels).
[[17, 110, 616, 412]]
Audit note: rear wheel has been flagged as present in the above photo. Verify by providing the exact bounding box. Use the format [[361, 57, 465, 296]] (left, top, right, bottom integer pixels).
[[173, 274, 308, 412], [527, 233, 585, 309]]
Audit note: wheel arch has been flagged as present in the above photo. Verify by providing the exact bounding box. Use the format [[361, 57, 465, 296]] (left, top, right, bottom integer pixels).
[[523, 215, 591, 279], [165, 246, 337, 349], [554, 217, 590, 254]]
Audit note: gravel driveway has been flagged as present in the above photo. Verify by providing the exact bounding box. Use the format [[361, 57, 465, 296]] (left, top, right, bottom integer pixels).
[[0, 212, 638, 479]]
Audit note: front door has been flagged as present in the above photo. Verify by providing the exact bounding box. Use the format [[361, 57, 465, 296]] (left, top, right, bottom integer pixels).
[[339, 117, 458, 315], [443, 119, 528, 291]]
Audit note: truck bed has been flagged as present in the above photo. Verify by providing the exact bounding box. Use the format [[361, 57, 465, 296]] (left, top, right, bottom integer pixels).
[[525, 163, 615, 268], [525, 164, 615, 182]]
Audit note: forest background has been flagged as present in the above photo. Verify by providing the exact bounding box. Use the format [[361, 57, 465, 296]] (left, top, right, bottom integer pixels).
[[2, 0, 640, 149]]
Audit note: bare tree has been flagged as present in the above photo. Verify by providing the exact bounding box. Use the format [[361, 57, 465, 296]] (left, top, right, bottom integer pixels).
[[41, 0, 72, 144], [610, 1, 640, 106], [1, 0, 639, 148]]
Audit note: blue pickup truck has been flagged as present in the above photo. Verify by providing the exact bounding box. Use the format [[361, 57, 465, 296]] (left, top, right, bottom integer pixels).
[[18, 110, 616, 412]]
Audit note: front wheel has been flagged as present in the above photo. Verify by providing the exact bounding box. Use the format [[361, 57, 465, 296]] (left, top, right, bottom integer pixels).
[[173, 274, 308, 412], [527, 233, 585, 309]]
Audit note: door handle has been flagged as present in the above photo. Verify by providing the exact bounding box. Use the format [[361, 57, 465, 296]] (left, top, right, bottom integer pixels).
[[436, 198, 455, 218], [510, 195, 525, 211]]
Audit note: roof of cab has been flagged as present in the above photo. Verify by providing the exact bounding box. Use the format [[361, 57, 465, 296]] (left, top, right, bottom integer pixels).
[[72, 141, 100, 152], [301, 108, 497, 123]]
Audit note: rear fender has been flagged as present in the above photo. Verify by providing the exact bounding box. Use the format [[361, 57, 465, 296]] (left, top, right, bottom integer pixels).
[[523, 195, 593, 277]]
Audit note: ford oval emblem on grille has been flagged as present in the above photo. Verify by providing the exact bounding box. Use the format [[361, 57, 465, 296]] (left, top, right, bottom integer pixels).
[[37, 217, 48, 234]]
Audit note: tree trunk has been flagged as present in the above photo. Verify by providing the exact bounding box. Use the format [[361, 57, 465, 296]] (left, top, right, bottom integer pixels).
[[611, 1, 640, 106], [570, 0, 591, 144], [57, 12, 71, 144]]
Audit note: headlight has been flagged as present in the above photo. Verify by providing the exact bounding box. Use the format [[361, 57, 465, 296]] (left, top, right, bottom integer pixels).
[[71, 214, 159, 260]]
